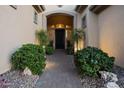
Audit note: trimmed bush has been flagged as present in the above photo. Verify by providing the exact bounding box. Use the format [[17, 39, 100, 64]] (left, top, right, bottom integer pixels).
[[11, 44, 46, 75], [75, 46, 115, 77], [46, 46, 55, 55]]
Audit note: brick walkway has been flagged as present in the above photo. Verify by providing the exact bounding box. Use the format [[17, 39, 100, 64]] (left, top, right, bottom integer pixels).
[[36, 50, 82, 88]]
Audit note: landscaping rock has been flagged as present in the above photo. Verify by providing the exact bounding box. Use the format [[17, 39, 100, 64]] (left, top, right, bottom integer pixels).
[[99, 71, 120, 88], [99, 71, 118, 82], [105, 82, 120, 88], [23, 67, 32, 76]]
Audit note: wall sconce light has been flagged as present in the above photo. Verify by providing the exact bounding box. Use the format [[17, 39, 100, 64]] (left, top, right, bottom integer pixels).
[[66, 25, 71, 28], [51, 25, 55, 28], [50, 24, 71, 29]]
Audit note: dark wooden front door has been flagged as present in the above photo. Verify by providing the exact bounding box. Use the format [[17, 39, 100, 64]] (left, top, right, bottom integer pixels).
[[55, 29, 65, 49]]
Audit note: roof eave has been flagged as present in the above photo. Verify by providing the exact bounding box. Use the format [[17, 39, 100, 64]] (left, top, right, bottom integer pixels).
[[89, 5, 110, 14], [32, 5, 45, 13], [75, 5, 88, 13]]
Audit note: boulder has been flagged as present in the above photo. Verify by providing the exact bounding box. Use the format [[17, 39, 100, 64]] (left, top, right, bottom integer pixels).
[[23, 67, 32, 76], [99, 71, 118, 82], [99, 71, 120, 88], [105, 82, 120, 88]]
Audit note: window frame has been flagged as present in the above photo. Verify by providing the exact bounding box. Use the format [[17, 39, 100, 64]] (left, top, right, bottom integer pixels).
[[82, 15, 87, 28], [33, 11, 38, 24]]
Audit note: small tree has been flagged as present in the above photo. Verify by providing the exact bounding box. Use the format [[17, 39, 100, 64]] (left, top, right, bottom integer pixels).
[[35, 29, 49, 47], [72, 28, 85, 51], [35, 29, 49, 53]]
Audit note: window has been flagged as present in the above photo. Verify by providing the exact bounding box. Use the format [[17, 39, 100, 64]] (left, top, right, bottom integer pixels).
[[82, 15, 87, 28], [34, 11, 38, 24]]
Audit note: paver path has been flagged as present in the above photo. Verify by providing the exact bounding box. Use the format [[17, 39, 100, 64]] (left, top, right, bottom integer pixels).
[[36, 49, 82, 88]]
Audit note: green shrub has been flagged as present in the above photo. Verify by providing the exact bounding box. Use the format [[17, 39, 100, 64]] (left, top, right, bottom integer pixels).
[[66, 40, 74, 55], [46, 46, 55, 55], [11, 44, 46, 75], [49, 40, 53, 47], [75, 46, 115, 77]]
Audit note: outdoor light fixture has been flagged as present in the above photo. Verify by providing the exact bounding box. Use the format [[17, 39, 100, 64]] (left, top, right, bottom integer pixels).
[[51, 25, 55, 28], [56, 24, 64, 28], [66, 25, 71, 28], [50, 24, 71, 29], [58, 5, 62, 7]]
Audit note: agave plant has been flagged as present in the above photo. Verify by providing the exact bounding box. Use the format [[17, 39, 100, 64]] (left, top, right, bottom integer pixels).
[[72, 28, 85, 51]]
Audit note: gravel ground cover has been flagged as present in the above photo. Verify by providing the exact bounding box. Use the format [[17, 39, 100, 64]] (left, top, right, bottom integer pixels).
[[112, 65, 124, 88], [0, 65, 124, 88], [0, 70, 39, 88], [80, 75, 104, 88]]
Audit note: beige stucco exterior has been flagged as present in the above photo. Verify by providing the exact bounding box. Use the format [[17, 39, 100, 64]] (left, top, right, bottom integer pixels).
[[0, 5, 43, 74], [98, 6, 124, 67], [79, 6, 99, 47]]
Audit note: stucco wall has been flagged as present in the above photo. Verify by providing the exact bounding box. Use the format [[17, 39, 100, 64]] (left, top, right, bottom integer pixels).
[[79, 7, 99, 48], [0, 5, 42, 74], [98, 5, 124, 67], [76, 13, 82, 28], [86, 9, 99, 47]]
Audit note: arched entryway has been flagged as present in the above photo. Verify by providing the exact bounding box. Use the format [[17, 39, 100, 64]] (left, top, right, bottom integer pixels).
[[46, 13, 74, 49]]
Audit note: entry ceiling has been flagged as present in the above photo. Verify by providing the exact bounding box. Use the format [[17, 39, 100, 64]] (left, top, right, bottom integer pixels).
[[44, 5, 76, 12], [47, 13, 73, 30]]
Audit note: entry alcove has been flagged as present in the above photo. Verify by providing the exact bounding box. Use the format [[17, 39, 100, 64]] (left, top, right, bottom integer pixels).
[[47, 13, 73, 49]]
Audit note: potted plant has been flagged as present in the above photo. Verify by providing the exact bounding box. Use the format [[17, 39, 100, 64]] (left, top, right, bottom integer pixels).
[[66, 40, 74, 55]]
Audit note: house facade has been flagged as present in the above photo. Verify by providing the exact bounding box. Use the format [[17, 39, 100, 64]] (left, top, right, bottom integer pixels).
[[0, 5, 124, 74]]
